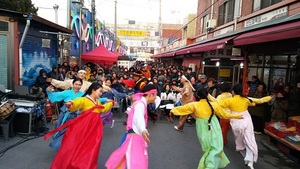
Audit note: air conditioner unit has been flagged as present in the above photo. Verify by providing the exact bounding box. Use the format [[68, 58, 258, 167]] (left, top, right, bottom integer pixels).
[[206, 19, 217, 30]]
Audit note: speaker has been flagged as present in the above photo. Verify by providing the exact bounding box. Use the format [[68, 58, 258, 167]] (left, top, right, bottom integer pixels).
[[13, 111, 34, 134]]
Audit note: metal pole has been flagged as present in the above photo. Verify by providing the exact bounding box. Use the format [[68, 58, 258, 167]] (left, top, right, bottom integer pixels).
[[79, 0, 82, 68], [158, 0, 161, 37], [114, 0, 117, 37], [67, 0, 71, 28], [19, 13, 32, 85], [91, 0, 95, 49], [53, 4, 59, 24]]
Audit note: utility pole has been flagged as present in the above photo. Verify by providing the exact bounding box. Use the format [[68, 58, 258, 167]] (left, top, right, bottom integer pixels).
[[79, 0, 83, 68], [53, 4, 59, 24], [114, 0, 117, 38], [158, 0, 162, 37], [67, 0, 70, 28], [91, 0, 95, 49]]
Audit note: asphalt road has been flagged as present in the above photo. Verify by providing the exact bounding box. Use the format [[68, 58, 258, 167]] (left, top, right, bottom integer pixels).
[[0, 113, 299, 169]]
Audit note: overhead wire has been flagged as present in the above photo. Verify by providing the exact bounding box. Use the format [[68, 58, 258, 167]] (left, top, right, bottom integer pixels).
[[161, 0, 220, 41]]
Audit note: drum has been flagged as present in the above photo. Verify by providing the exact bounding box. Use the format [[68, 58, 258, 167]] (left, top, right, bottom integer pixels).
[[0, 100, 16, 120]]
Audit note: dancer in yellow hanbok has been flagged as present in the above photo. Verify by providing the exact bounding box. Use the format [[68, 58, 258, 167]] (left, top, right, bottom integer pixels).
[[170, 88, 242, 169], [217, 84, 272, 169]]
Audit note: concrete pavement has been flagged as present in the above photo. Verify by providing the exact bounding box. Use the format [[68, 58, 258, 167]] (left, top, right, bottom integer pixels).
[[0, 114, 299, 169]]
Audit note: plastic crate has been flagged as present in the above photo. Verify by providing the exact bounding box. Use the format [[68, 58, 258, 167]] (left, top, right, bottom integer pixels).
[[285, 134, 300, 144], [265, 122, 276, 133], [265, 122, 297, 138], [275, 129, 296, 138], [288, 116, 300, 126]]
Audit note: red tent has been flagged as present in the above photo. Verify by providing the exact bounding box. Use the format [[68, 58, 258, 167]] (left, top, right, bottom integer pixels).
[[81, 45, 118, 64], [112, 51, 120, 57]]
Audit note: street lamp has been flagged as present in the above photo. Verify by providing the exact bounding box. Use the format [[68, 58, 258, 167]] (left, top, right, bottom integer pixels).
[[72, 0, 83, 68]]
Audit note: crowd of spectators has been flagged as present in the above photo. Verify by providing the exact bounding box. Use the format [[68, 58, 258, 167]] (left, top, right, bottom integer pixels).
[[32, 60, 297, 127]]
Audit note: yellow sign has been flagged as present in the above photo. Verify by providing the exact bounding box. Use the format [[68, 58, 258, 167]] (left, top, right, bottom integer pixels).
[[219, 69, 230, 77], [117, 30, 148, 37]]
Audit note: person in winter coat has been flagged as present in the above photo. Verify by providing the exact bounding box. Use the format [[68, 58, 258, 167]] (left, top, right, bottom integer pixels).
[[96, 67, 105, 81], [248, 82, 269, 134], [270, 90, 289, 122], [35, 69, 50, 95]]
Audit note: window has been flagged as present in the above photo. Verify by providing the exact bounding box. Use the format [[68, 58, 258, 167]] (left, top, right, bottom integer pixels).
[[234, 0, 242, 18], [218, 0, 234, 26], [201, 14, 210, 33], [0, 21, 8, 31], [253, 0, 282, 12]]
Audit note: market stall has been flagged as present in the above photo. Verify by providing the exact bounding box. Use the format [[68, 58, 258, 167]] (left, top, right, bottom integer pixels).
[[264, 116, 300, 154]]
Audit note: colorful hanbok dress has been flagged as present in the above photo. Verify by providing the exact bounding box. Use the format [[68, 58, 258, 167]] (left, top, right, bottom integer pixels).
[[105, 97, 148, 169], [171, 100, 241, 169], [46, 89, 84, 151], [217, 95, 271, 164], [45, 96, 113, 169]]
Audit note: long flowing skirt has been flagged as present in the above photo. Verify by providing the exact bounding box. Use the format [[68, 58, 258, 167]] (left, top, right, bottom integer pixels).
[[105, 133, 148, 169], [196, 116, 230, 169], [45, 109, 103, 169], [230, 110, 258, 162]]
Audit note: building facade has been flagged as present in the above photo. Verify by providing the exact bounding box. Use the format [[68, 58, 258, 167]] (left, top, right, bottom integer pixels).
[[153, 0, 300, 94], [0, 9, 72, 89]]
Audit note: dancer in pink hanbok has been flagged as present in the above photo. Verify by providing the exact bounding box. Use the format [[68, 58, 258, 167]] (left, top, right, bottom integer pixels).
[[105, 84, 157, 169]]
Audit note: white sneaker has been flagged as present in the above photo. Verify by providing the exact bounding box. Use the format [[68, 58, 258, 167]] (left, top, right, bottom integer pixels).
[[110, 120, 115, 128], [174, 126, 183, 132], [247, 162, 254, 169]]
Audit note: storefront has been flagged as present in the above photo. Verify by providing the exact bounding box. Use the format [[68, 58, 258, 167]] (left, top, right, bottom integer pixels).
[[153, 13, 300, 93], [235, 14, 300, 92]]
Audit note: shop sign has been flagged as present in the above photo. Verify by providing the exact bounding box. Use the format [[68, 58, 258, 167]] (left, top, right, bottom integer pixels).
[[232, 47, 241, 56], [214, 25, 234, 37], [172, 41, 180, 48], [219, 69, 230, 77], [117, 30, 149, 37], [196, 35, 207, 42], [244, 6, 288, 27], [205, 46, 232, 58]]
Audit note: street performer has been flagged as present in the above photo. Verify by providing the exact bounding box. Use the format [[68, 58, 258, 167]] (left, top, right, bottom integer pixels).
[[44, 83, 114, 169], [105, 84, 157, 169], [47, 69, 91, 92], [172, 75, 195, 131]]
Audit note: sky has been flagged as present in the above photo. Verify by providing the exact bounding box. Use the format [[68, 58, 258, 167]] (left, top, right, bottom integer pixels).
[[31, 0, 198, 27]]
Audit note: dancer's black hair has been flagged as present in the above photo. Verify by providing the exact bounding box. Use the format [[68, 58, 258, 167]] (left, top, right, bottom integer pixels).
[[232, 84, 252, 102], [83, 83, 103, 97], [196, 88, 214, 130], [72, 77, 83, 85], [141, 84, 157, 95], [219, 82, 230, 93]]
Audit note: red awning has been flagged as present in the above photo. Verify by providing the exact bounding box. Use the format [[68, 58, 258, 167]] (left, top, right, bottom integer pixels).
[[176, 47, 191, 55], [81, 45, 118, 64], [151, 51, 174, 58], [176, 36, 236, 55], [150, 53, 161, 58], [161, 51, 175, 58], [234, 20, 300, 46]]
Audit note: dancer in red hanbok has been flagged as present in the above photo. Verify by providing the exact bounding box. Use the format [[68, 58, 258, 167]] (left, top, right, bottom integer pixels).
[[44, 83, 114, 169]]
